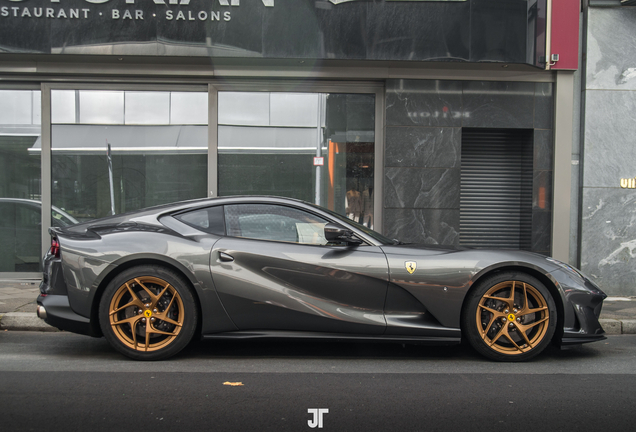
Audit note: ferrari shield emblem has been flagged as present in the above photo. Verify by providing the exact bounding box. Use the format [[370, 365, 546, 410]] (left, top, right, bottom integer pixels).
[[405, 261, 417, 274]]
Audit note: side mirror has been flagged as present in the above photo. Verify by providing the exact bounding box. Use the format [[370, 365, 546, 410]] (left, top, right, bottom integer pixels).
[[324, 223, 362, 245]]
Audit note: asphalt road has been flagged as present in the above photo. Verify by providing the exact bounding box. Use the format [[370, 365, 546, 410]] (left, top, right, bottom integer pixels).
[[2, 332, 636, 432]]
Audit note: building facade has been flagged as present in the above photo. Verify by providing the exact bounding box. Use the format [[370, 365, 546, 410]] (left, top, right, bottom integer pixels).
[[2, 0, 608, 292], [580, 1, 636, 295]]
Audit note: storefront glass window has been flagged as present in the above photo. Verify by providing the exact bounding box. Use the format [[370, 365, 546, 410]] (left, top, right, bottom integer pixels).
[[218, 92, 375, 228], [0, 90, 42, 272], [50, 90, 208, 223]]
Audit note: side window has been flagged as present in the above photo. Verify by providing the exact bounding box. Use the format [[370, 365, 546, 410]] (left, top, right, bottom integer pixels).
[[15, 204, 40, 230], [0, 202, 16, 228], [224, 204, 329, 245], [174, 205, 225, 235]]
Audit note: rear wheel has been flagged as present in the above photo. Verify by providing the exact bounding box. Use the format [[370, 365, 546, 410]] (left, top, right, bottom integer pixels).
[[99, 265, 198, 361], [462, 272, 557, 361]]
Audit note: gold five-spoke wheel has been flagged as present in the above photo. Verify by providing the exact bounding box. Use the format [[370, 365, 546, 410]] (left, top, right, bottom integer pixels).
[[476, 281, 549, 355], [463, 272, 556, 361], [109, 276, 184, 352], [100, 265, 198, 360]]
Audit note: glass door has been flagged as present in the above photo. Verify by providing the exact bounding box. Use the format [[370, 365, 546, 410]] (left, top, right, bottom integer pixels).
[[0, 89, 42, 273], [217, 91, 376, 227], [48, 89, 209, 223]]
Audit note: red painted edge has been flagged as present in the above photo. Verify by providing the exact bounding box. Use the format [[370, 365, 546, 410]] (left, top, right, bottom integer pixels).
[[550, 0, 580, 70]]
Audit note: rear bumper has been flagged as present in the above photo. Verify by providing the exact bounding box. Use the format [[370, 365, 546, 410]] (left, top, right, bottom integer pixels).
[[38, 253, 98, 337], [37, 294, 95, 336]]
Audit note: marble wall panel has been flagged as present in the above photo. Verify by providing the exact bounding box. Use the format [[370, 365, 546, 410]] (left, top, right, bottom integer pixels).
[[587, 8, 636, 90], [533, 170, 552, 212], [386, 80, 463, 127], [462, 81, 535, 129], [583, 90, 636, 187], [383, 209, 460, 246], [385, 127, 460, 168], [531, 210, 551, 255], [534, 83, 554, 130], [383, 78, 555, 251], [580, 188, 636, 296], [533, 129, 553, 171], [385, 168, 460, 210]]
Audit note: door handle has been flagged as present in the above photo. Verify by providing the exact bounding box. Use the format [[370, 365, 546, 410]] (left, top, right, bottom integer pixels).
[[219, 252, 234, 262]]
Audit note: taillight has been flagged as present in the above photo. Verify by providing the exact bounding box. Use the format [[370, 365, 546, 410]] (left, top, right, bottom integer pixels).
[[51, 238, 60, 258]]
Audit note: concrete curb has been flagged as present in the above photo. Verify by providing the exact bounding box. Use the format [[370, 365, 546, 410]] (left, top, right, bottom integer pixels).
[[0, 312, 59, 332], [599, 319, 636, 335], [0, 313, 635, 335]]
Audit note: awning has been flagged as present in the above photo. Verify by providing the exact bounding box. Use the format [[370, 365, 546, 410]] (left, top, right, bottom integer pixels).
[[26, 124, 374, 155], [29, 125, 208, 155]]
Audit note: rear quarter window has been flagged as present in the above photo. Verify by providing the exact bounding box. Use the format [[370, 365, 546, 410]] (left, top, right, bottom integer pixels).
[[174, 206, 225, 236]]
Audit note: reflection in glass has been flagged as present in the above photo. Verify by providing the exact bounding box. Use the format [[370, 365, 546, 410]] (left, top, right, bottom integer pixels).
[[125, 92, 170, 125], [269, 93, 319, 127], [50, 90, 208, 222], [0, 90, 35, 125], [51, 90, 76, 124], [170, 92, 208, 125], [218, 92, 375, 228], [79, 91, 124, 124], [0, 90, 42, 272], [218, 92, 270, 126]]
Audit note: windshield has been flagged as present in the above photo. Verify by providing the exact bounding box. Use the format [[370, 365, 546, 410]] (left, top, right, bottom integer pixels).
[[308, 203, 395, 245]]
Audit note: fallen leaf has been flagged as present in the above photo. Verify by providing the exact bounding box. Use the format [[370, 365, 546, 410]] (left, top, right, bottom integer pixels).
[[223, 382, 244, 386]]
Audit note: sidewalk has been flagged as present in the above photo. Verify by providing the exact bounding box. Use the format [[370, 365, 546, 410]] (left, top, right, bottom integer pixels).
[[0, 279, 56, 331], [1, 279, 635, 334]]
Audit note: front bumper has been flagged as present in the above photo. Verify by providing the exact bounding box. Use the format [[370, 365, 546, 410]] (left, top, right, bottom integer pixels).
[[551, 270, 607, 346]]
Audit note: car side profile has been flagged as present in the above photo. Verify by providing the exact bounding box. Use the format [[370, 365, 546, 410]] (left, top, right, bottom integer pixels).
[[37, 196, 606, 361]]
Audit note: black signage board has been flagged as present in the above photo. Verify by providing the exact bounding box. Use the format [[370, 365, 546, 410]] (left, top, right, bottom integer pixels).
[[0, 0, 546, 67]]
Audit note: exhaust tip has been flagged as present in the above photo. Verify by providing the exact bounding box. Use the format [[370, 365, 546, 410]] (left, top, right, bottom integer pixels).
[[37, 305, 47, 320]]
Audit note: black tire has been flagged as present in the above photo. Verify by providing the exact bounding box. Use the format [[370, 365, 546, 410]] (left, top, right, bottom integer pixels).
[[99, 265, 198, 361], [462, 271, 557, 362]]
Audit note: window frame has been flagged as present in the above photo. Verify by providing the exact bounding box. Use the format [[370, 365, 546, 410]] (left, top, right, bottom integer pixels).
[[209, 81, 385, 237]]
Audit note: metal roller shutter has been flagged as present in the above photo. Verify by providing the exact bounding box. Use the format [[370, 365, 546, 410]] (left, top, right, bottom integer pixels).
[[460, 128, 533, 250]]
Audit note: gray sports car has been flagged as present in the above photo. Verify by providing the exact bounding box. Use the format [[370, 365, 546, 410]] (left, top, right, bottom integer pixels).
[[37, 196, 606, 361]]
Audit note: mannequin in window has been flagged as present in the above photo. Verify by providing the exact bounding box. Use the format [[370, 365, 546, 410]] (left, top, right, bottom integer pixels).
[[345, 179, 362, 222]]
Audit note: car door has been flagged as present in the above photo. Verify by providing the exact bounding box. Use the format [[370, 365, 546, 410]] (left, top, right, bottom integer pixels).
[[210, 203, 389, 335]]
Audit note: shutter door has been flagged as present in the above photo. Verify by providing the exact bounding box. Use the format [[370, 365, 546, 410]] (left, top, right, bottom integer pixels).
[[460, 128, 533, 250]]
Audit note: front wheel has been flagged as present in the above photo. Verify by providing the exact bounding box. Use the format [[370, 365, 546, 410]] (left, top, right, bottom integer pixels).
[[99, 265, 198, 361], [462, 272, 557, 362]]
